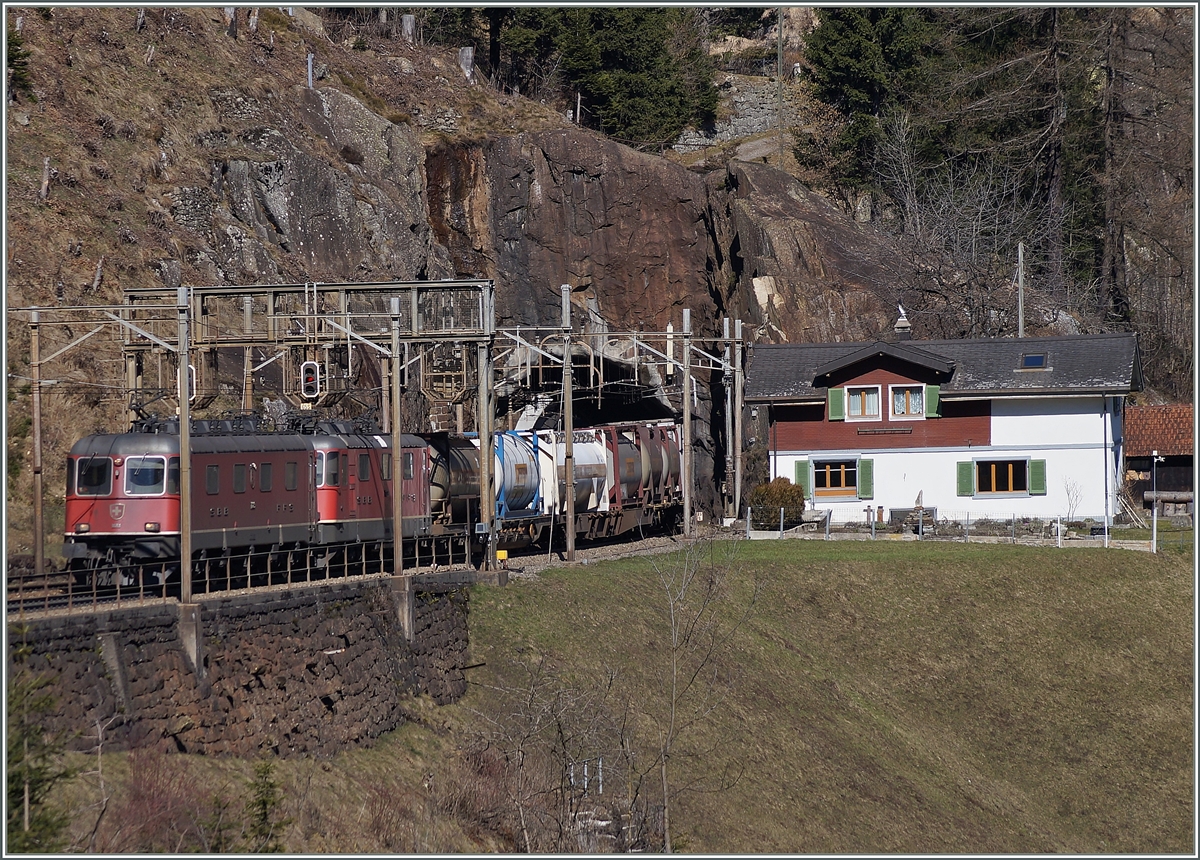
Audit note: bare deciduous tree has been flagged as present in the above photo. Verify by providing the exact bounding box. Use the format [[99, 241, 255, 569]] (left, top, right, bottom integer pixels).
[[643, 537, 757, 853]]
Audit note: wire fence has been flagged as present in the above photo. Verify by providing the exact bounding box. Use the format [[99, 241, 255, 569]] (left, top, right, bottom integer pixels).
[[746, 506, 1138, 545]]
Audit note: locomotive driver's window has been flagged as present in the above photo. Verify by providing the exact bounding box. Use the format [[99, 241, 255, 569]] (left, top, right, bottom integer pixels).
[[167, 458, 180, 494], [126, 456, 167, 495], [76, 458, 113, 496], [403, 452, 414, 481], [325, 452, 339, 486]]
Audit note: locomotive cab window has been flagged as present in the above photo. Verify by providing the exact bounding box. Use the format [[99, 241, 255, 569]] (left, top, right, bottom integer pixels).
[[285, 461, 298, 491], [358, 453, 371, 481], [125, 456, 167, 496], [381, 453, 392, 480], [167, 458, 179, 494], [317, 452, 339, 487], [75, 457, 113, 496], [233, 463, 247, 493], [403, 452, 415, 481], [206, 464, 220, 495], [259, 462, 273, 492]]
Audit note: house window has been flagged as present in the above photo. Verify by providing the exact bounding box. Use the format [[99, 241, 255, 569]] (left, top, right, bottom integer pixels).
[[891, 385, 924, 418], [846, 385, 880, 421], [813, 460, 858, 497], [960, 459, 1047, 496], [977, 459, 1027, 493]]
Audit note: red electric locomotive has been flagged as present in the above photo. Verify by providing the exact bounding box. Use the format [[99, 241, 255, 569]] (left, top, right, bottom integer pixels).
[[63, 419, 434, 589]]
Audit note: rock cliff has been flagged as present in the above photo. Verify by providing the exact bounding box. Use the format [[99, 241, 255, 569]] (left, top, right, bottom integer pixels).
[[5, 6, 909, 543]]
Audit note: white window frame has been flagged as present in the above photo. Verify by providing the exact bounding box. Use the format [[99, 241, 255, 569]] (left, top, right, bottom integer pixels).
[[845, 384, 881, 422], [125, 455, 168, 496], [889, 384, 926, 420]]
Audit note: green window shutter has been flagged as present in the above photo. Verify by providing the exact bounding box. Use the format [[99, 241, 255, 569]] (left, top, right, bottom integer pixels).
[[957, 461, 974, 496], [1029, 459, 1047, 495], [827, 388, 844, 421], [794, 459, 810, 498], [857, 458, 874, 499], [926, 384, 940, 417]]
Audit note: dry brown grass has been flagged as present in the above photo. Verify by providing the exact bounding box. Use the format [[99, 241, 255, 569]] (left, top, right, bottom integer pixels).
[[4, 5, 572, 555]]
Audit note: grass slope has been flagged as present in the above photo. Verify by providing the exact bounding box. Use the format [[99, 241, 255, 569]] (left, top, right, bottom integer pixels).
[[465, 539, 1193, 853], [45, 539, 1192, 853]]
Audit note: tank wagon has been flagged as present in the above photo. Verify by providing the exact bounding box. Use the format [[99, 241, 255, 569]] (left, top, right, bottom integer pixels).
[[62, 418, 682, 589]]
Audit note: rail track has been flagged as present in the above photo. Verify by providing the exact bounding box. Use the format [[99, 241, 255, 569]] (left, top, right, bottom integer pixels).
[[5, 530, 699, 616]]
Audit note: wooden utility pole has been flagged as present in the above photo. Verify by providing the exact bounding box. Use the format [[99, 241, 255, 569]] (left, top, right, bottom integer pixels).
[[241, 296, 254, 410], [30, 310, 44, 578], [177, 287, 192, 604], [478, 294, 496, 570], [681, 309, 693, 537], [733, 319, 744, 519], [390, 297, 403, 577], [723, 317, 734, 520], [562, 284, 575, 561]]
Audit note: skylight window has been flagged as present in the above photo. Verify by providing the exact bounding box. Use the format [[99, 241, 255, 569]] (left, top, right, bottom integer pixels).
[[1021, 353, 1047, 369]]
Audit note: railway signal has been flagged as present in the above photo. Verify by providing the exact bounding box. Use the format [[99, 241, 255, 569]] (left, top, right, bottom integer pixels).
[[301, 361, 321, 399]]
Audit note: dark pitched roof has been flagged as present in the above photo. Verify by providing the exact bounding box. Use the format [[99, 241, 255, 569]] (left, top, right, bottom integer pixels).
[[745, 332, 1142, 401], [1124, 404, 1194, 457], [811, 341, 955, 385]]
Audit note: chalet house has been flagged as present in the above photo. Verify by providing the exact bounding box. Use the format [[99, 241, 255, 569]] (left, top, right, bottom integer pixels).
[[1123, 403, 1194, 522], [744, 324, 1143, 524]]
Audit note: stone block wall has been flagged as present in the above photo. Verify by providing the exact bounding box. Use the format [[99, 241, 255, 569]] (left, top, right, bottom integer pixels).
[[7, 576, 471, 758]]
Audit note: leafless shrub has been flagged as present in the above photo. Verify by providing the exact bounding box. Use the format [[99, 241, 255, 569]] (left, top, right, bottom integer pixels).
[[96, 113, 117, 138]]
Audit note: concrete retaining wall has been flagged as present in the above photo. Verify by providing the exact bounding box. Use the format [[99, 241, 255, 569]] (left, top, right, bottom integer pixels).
[[7, 575, 470, 758]]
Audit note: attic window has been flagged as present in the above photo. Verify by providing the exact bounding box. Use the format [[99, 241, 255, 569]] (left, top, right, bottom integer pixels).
[[1021, 353, 1047, 369]]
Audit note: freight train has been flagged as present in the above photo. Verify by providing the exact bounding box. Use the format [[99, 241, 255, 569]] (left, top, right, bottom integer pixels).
[[62, 417, 683, 590]]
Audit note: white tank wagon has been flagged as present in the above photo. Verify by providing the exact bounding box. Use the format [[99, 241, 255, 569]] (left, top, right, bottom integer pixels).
[[534, 429, 610, 516]]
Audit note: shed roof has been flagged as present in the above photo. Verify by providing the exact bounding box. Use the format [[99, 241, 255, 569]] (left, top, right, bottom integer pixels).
[[745, 332, 1142, 402], [1123, 404, 1194, 457]]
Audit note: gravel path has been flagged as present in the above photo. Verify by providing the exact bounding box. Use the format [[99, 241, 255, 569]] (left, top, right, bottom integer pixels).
[[502, 533, 698, 580]]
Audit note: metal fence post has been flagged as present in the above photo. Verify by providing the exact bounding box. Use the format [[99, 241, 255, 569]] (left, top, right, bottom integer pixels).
[[964, 513, 970, 543], [746, 507, 752, 539], [1012, 514, 1017, 544], [824, 512, 830, 540], [779, 507, 784, 536], [1057, 515, 1062, 548], [871, 513, 876, 540], [918, 510, 923, 540]]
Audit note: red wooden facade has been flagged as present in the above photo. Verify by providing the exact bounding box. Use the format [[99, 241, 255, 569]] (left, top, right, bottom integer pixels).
[[770, 366, 992, 452]]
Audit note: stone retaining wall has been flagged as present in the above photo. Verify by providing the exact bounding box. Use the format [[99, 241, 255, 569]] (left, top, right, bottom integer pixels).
[[7, 576, 470, 758]]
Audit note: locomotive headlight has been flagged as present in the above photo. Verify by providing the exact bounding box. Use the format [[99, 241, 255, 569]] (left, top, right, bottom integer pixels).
[[74, 523, 90, 533], [144, 522, 161, 533]]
